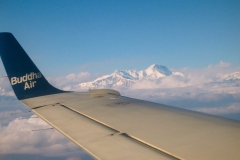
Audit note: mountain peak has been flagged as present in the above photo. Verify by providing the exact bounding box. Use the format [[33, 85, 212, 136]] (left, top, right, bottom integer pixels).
[[147, 64, 161, 69], [145, 64, 172, 77]]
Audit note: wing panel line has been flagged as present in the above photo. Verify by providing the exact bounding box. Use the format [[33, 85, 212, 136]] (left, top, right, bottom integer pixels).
[[59, 103, 184, 160], [31, 109, 102, 160]]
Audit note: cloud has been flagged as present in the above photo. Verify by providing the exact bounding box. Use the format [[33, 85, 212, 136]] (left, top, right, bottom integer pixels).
[[0, 95, 28, 119], [0, 77, 14, 96], [0, 116, 84, 157], [121, 76, 240, 121], [208, 61, 231, 68], [131, 75, 188, 89], [0, 110, 32, 126], [47, 72, 101, 91], [67, 157, 82, 160], [195, 102, 240, 115], [126, 81, 240, 102], [130, 61, 240, 90]]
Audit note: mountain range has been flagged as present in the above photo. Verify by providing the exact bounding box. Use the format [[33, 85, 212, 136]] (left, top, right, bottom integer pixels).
[[0, 65, 239, 95], [79, 64, 184, 89]]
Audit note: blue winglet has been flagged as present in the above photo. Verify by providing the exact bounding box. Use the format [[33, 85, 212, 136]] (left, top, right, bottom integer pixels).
[[0, 32, 66, 100]]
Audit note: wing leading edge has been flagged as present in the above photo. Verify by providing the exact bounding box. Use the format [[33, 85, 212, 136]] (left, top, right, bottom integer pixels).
[[1, 32, 240, 160]]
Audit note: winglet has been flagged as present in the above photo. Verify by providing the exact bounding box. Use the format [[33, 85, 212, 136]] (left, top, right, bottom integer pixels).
[[0, 32, 65, 100]]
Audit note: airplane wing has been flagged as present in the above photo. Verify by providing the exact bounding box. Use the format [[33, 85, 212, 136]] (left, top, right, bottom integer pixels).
[[1, 32, 240, 160]]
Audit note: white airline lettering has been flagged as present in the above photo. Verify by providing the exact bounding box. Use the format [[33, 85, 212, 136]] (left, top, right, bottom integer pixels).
[[10, 72, 42, 90], [24, 81, 37, 90]]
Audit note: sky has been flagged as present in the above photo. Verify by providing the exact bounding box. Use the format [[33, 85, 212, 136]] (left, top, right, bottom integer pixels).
[[0, 0, 240, 76], [0, 1, 240, 160]]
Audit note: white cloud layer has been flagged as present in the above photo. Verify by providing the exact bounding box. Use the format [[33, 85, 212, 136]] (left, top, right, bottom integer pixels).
[[0, 115, 86, 157], [47, 72, 101, 91], [0, 110, 31, 126], [0, 77, 14, 96], [130, 61, 240, 89], [195, 102, 240, 115]]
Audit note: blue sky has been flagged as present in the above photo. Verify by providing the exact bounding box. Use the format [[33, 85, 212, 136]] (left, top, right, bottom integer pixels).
[[0, 0, 240, 76]]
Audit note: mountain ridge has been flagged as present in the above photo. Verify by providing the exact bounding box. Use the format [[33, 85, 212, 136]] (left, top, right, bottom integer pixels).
[[79, 64, 184, 89]]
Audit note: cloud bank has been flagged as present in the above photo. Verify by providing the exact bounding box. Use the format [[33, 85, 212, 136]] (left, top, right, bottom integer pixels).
[[0, 115, 91, 159], [0, 61, 239, 159]]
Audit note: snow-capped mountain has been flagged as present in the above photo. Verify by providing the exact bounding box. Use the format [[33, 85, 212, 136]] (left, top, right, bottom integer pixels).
[[222, 72, 240, 81], [79, 64, 184, 89]]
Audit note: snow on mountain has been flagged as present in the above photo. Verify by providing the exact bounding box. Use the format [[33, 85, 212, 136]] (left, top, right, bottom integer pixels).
[[79, 64, 184, 89], [222, 72, 240, 81], [144, 64, 172, 78], [79, 70, 136, 89]]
